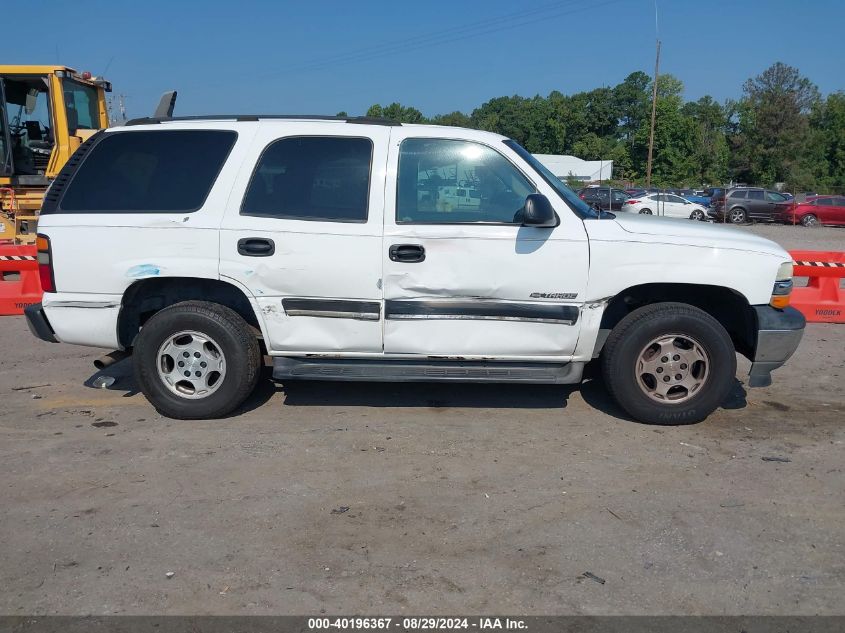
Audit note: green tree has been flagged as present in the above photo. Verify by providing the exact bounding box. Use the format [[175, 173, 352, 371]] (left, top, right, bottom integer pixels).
[[807, 92, 845, 192], [733, 62, 820, 186], [366, 102, 425, 123]]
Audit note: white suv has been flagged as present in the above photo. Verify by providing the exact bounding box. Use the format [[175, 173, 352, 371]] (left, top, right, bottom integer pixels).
[[25, 115, 804, 424]]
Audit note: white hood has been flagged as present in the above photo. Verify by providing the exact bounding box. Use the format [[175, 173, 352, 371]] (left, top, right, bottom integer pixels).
[[590, 213, 789, 260]]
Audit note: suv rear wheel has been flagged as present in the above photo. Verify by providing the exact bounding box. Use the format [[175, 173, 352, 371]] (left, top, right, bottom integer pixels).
[[601, 302, 736, 425], [729, 207, 747, 224], [133, 301, 261, 419]]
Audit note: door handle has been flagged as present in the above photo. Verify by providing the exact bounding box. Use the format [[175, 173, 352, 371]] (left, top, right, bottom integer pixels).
[[389, 244, 425, 263], [237, 237, 275, 257]]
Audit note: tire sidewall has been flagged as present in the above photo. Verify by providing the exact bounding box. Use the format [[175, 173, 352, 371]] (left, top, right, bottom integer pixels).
[[604, 307, 736, 425], [134, 305, 258, 419], [730, 207, 747, 223]]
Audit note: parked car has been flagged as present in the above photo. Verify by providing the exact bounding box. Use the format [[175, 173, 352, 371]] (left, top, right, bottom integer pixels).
[[577, 186, 629, 211], [775, 195, 845, 227], [620, 193, 709, 220], [677, 189, 711, 206], [713, 188, 792, 223], [25, 115, 804, 425]]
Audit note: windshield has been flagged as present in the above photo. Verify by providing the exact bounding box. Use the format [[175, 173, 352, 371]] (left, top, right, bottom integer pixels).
[[503, 139, 600, 219]]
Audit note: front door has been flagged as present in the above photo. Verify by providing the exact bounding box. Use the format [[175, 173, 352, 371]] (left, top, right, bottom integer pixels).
[[219, 123, 390, 354], [381, 133, 589, 359]]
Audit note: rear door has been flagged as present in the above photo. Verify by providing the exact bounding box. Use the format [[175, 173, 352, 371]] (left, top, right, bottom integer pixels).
[[219, 122, 390, 354], [832, 197, 845, 225]]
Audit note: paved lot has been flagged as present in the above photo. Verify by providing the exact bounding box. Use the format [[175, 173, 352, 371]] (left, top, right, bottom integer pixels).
[[1, 224, 843, 615]]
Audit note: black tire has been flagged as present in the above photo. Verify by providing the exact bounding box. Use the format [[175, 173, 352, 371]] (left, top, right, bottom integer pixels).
[[728, 207, 747, 224], [133, 301, 262, 420], [800, 213, 819, 227], [601, 302, 736, 425], [639, 208, 653, 215], [689, 209, 705, 221]]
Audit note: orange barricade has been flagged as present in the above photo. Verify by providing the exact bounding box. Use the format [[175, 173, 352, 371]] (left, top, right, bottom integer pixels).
[[790, 250, 845, 324], [0, 244, 42, 316]]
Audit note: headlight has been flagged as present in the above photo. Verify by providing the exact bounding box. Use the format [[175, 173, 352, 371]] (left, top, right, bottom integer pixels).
[[770, 261, 794, 308]]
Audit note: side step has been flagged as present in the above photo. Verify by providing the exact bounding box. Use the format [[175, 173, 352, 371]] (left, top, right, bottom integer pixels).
[[272, 357, 584, 384]]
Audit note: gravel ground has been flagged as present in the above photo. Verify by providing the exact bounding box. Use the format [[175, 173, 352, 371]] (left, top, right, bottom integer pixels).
[[0, 224, 842, 616]]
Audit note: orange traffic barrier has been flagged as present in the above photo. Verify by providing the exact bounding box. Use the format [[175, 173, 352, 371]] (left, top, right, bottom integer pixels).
[[0, 244, 42, 316], [790, 250, 845, 324]]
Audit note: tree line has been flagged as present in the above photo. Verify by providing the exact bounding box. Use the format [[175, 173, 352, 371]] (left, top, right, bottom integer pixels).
[[349, 62, 845, 192]]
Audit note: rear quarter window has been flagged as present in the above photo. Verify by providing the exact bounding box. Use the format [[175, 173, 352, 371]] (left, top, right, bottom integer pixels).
[[56, 130, 237, 213]]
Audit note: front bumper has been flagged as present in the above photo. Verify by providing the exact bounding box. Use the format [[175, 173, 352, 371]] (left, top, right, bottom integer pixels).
[[748, 305, 805, 387], [24, 303, 58, 343]]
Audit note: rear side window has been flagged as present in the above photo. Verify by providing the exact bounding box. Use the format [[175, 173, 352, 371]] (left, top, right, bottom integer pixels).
[[241, 136, 372, 222], [58, 130, 236, 213], [748, 190, 764, 200], [730, 190, 747, 199]]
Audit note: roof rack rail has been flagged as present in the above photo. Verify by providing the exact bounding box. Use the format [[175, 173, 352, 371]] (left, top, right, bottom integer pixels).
[[124, 114, 401, 127]]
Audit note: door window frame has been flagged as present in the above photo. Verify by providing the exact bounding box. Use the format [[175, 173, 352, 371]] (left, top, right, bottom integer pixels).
[[394, 136, 538, 226], [239, 134, 375, 224]]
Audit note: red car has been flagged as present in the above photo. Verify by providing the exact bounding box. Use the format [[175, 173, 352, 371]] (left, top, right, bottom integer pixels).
[[778, 195, 845, 227]]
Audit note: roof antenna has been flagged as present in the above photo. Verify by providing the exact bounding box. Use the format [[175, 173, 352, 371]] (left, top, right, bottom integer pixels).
[[154, 91, 178, 118]]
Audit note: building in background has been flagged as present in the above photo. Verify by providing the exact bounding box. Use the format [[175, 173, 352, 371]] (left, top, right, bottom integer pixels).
[[533, 154, 613, 183]]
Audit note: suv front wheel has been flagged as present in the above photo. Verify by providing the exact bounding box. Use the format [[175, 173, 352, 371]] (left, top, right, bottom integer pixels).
[[133, 301, 262, 419], [601, 302, 736, 425]]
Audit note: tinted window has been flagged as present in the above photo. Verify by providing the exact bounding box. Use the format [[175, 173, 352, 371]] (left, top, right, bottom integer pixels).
[[242, 137, 372, 222], [668, 194, 686, 203], [59, 130, 236, 213], [835, 198, 845, 206], [766, 191, 787, 202], [748, 190, 765, 200], [730, 190, 747, 199], [817, 198, 834, 206], [397, 138, 534, 224]]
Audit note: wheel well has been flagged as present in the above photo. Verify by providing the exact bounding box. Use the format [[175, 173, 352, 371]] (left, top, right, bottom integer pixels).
[[598, 283, 757, 358], [118, 277, 260, 349]]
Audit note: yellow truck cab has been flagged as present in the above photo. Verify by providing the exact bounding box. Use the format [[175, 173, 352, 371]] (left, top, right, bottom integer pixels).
[[0, 65, 110, 242]]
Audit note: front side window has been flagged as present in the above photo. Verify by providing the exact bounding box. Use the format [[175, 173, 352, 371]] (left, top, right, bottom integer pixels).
[[58, 130, 236, 213], [63, 80, 100, 130], [242, 136, 372, 222], [817, 198, 833, 206], [766, 191, 787, 202], [397, 138, 534, 224], [668, 194, 687, 204]]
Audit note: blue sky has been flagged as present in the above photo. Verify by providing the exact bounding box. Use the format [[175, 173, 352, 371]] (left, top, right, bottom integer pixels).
[[10, 0, 845, 119]]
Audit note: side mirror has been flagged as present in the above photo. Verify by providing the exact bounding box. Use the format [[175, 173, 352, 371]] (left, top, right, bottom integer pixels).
[[521, 193, 558, 228]]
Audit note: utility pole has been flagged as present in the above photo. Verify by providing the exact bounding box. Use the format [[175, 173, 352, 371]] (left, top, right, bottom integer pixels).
[[645, 39, 661, 188]]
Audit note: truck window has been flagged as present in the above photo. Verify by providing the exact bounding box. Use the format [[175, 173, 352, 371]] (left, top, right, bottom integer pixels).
[[57, 130, 236, 213], [63, 80, 101, 130], [397, 138, 534, 224], [241, 136, 372, 222]]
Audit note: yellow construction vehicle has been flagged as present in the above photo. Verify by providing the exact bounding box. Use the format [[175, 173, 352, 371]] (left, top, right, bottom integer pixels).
[[0, 65, 111, 243]]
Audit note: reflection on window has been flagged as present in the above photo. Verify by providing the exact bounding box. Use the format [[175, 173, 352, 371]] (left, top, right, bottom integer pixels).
[[397, 138, 534, 224]]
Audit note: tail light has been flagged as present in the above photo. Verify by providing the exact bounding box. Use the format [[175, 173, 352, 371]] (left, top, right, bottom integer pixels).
[[36, 234, 56, 293], [625, 199, 640, 204], [579, 194, 586, 199]]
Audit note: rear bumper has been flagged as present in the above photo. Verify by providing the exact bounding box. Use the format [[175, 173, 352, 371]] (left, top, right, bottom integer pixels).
[[24, 303, 58, 343], [748, 305, 805, 387]]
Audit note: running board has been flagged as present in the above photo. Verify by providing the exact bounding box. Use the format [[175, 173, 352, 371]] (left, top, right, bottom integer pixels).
[[272, 357, 584, 384]]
